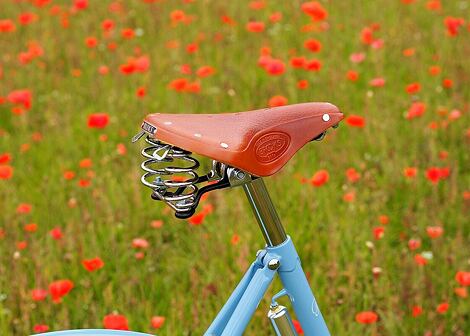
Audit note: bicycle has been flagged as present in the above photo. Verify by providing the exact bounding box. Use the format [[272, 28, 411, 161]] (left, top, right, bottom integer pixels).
[[41, 102, 343, 336]]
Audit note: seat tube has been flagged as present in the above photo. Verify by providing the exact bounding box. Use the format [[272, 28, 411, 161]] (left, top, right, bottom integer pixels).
[[243, 178, 330, 335]]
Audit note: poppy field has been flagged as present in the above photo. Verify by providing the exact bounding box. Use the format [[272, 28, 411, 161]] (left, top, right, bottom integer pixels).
[[0, 0, 469, 335]]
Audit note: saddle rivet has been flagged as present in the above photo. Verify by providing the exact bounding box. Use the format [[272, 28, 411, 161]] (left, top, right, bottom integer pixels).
[[322, 114, 330, 122], [164, 121, 172, 125], [220, 142, 229, 149], [194, 133, 202, 138]]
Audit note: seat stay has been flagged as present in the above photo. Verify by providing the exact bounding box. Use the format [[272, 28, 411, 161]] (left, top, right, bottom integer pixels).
[[204, 260, 262, 335]]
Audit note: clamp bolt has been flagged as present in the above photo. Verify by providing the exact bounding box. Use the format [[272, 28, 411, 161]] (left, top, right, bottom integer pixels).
[[268, 259, 280, 270], [236, 170, 246, 179]]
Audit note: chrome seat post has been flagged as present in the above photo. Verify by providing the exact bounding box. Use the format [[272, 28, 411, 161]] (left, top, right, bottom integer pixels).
[[243, 178, 287, 246]]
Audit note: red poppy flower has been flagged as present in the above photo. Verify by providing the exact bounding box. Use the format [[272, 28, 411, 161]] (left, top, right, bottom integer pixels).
[[82, 257, 105, 272], [304, 39, 322, 53], [268, 95, 288, 107], [249, 1, 266, 10], [121, 28, 135, 39], [355, 311, 378, 324], [151, 220, 163, 229], [31, 289, 48, 301], [350, 52, 365, 63], [265, 59, 285, 75], [269, 12, 283, 23], [426, 226, 443, 239], [231, 234, 240, 245], [33, 325, 49, 333], [414, 254, 428, 265], [49, 227, 63, 240], [169, 78, 189, 92], [403, 167, 418, 178], [17, 203, 32, 214], [8, 89, 32, 109], [188, 212, 206, 226], [429, 65, 441, 76], [444, 17, 465, 36], [425, 167, 440, 184], [411, 305, 423, 317], [408, 238, 421, 250], [85, 36, 98, 48], [442, 78, 453, 88], [0, 153, 11, 164], [103, 314, 129, 330], [346, 70, 359, 81], [406, 102, 426, 119], [186, 43, 198, 54], [345, 115, 365, 128], [18, 12, 38, 25], [49, 279, 74, 303], [102, 19, 114, 31], [373, 226, 385, 240], [292, 319, 304, 334], [297, 79, 309, 89], [131, 55, 150, 73], [378, 215, 389, 225], [369, 77, 385, 87], [74, 0, 88, 10], [151, 316, 165, 329], [196, 66, 215, 78], [343, 191, 355, 202], [221, 15, 236, 26], [136, 87, 146, 98], [290, 56, 306, 68], [87, 113, 109, 129], [0, 165, 13, 179], [346, 168, 360, 183], [246, 21, 265, 33], [361, 27, 374, 45], [304, 59, 322, 71], [455, 287, 467, 298], [455, 271, 470, 286], [0, 19, 16, 33], [24, 223, 38, 232], [301, 2, 328, 21], [186, 81, 201, 94], [406, 82, 421, 94], [402, 48, 415, 57], [426, 0, 441, 11], [132, 238, 149, 248], [311, 170, 329, 187], [436, 302, 449, 314]]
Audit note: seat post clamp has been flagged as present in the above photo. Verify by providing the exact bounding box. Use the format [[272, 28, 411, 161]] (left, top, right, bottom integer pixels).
[[227, 167, 252, 187]]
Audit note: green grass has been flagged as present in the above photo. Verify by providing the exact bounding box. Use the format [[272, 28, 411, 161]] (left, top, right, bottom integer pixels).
[[0, 0, 469, 335]]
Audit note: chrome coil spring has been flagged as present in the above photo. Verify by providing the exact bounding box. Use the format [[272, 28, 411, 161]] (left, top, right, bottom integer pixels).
[[140, 135, 200, 213]]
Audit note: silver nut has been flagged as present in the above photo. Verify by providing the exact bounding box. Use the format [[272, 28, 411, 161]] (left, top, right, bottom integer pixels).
[[236, 170, 246, 179], [268, 259, 280, 270]]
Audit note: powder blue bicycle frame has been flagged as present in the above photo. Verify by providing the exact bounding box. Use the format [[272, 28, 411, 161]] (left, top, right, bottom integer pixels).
[[40, 178, 330, 336], [205, 235, 329, 336]]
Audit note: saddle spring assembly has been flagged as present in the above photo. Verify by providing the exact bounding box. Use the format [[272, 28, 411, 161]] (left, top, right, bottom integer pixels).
[[134, 132, 236, 219]]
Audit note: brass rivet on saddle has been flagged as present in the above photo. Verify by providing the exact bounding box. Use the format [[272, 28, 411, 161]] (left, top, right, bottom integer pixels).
[[194, 133, 202, 138], [322, 114, 330, 122], [164, 121, 172, 125], [220, 142, 229, 149]]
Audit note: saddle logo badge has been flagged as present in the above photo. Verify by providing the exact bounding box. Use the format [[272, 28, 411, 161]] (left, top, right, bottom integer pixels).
[[141, 121, 157, 134], [254, 132, 290, 163]]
